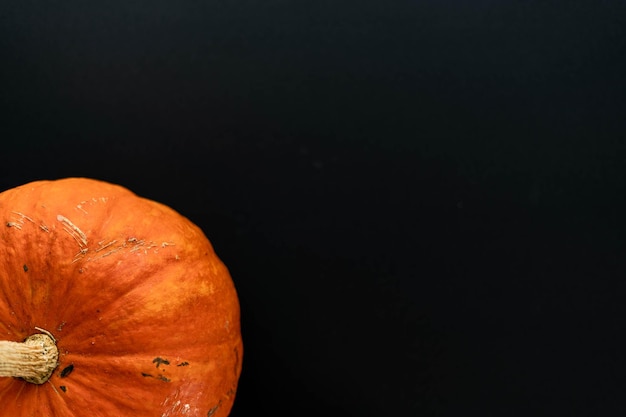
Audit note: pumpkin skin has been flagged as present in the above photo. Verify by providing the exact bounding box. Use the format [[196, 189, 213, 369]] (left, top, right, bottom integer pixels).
[[0, 178, 242, 417]]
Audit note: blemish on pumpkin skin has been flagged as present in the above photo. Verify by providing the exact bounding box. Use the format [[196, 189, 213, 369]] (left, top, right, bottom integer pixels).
[[153, 357, 170, 368], [59, 385, 67, 392], [234, 347, 241, 377], [23, 264, 28, 272], [207, 402, 221, 417], [142, 372, 170, 382], [59, 364, 74, 378]]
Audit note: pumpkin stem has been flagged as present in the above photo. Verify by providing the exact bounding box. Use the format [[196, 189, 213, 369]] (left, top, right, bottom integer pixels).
[[0, 331, 59, 384]]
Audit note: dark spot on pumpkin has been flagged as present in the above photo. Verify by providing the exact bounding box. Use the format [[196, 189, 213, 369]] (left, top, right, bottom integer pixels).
[[234, 347, 240, 375], [177, 361, 189, 367], [59, 386, 67, 392], [207, 402, 221, 417], [141, 373, 153, 378], [60, 364, 74, 378], [23, 264, 28, 272], [152, 357, 170, 368], [157, 375, 171, 382]]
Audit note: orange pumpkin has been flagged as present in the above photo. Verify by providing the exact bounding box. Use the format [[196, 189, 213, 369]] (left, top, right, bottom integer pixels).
[[0, 178, 242, 416]]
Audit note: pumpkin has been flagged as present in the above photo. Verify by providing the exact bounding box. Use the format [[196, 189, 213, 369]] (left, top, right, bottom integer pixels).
[[0, 178, 242, 417]]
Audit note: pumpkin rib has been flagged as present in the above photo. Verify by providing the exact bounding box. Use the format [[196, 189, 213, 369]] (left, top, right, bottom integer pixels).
[[40, 383, 76, 417], [1, 380, 76, 417], [62, 371, 164, 417], [0, 285, 17, 337], [51, 198, 214, 330], [54, 255, 238, 351]]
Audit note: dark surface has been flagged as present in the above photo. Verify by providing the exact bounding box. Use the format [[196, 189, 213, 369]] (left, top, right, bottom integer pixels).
[[2, 1, 626, 416]]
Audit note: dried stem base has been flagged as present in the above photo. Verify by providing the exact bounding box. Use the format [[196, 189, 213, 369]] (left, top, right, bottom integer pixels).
[[0, 331, 59, 384]]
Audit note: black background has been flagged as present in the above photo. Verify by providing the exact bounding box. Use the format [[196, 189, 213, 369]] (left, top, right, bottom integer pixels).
[[2, 1, 626, 416]]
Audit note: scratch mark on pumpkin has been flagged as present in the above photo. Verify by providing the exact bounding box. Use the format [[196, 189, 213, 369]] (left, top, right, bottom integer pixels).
[[11, 211, 35, 224], [57, 215, 88, 247], [76, 203, 88, 214], [95, 239, 118, 252], [72, 248, 88, 263], [57, 215, 90, 262], [162, 400, 195, 416], [66, 231, 84, 247], [86, 238, 129, 261], [74, 197, 109, 214], [96, 246, 124, 258], [6, 212, 37, 230], [6, 221, 22, 229], [129, 239, 146, 252]]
